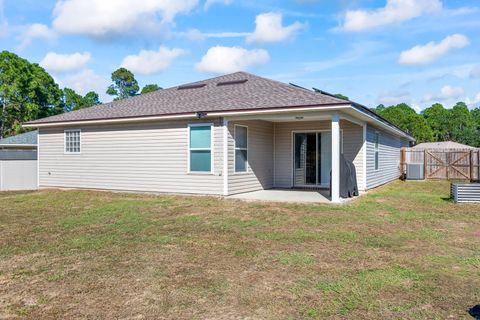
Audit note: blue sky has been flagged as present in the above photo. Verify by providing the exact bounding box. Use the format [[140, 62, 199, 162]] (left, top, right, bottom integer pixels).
[[1, 0, 479, 110]]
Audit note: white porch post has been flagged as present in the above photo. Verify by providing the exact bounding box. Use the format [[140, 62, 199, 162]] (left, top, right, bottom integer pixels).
[[331, 113, 341, 203], [223, 118, 229, 196]]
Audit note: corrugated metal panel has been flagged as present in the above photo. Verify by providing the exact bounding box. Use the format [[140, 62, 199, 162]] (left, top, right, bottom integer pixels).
[[452, 183, 480, 203], [39, 120, 224, 195], [366, 124, 409, 189], [0, 150, 37, 160], [228, 120, 274, 195]]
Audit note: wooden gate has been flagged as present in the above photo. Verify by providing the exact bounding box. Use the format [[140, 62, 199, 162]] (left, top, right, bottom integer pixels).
[[401, 148, 480, 181]]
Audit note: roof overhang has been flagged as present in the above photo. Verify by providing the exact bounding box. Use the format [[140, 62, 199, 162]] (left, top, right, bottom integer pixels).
[[0, 144, 37, 148], [23, 103, 414, 140]]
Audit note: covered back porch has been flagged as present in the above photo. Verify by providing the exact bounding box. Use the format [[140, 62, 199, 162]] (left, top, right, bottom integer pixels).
[[224, 110, 366, 203]]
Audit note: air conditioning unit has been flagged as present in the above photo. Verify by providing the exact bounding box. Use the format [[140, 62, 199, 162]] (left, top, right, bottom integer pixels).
[[406, 164, 424, 180]]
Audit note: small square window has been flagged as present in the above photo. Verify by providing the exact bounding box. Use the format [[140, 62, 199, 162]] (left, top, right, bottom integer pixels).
[[65, 130, 81, 153]]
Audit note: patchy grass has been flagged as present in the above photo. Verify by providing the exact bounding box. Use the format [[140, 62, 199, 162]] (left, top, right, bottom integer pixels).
[[0, 181, 479, 319]]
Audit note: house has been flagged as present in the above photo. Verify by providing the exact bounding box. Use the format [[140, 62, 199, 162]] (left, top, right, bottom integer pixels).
[[24, 72, 414, 202], [0, 130, 38, 191], [412, 141, 476, 150]]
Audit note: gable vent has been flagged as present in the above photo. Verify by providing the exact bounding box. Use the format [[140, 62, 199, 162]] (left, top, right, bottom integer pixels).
[[177, 83, 206, 90], [216, 79, 248, 86]]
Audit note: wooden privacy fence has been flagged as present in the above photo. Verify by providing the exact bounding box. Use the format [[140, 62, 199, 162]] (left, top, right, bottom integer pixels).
[[401, 148, 480, 181]]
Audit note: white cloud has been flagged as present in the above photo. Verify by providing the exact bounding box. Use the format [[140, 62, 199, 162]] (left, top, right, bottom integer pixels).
[[341, 0, 442, 32], [61, 69, 110, 102], [196, 46, 269, 74], [377, 90, 411, 105], [465, 93, 480, 108], [52, 0, 199, 38], [246, 12, 305, 44], [470, 65, 480, 79], [16, 23, 57, 51], [120, 46, 187, 75], [40, 52, 91, 73], [174, 28, 249, 41], [399, 34, 469, 65], [204, 0, 232, 10], [422, 85, 465, 102]]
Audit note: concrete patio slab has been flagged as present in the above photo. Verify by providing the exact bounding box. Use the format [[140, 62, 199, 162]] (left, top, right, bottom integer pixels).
[[227, 189, 331, 203]]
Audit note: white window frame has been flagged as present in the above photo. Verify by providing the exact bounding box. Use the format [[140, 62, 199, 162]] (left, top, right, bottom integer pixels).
[[374, 131, 380, 171], [187, 123, 214, 174], [234, 124, 249, 174], [64, 129, 81, 154]]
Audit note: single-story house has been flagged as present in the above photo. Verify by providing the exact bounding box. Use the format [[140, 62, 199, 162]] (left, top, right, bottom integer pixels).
[[0, 130, 38, 191], [24, 72, 414, 202], [412, 141, 476, 150]]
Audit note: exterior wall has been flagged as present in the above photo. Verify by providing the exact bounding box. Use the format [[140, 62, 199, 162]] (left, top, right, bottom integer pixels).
[[273, 120, 364, 189], [366, 124, 409, 189], [227, 120, 274, 194], [38, 119, 224, 195], [0, 160, 38, 191]]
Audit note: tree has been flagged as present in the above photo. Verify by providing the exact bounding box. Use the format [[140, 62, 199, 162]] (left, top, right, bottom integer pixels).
[[0, 51, 63, 138], [141, 84, 161, 94], [449, 102, 477, 146], [422, 103, 451, 141], [334, 93, 349, 101], [375, 103, 434, 143], [106, 68, 139, 100], [63, 88, 101, 111]]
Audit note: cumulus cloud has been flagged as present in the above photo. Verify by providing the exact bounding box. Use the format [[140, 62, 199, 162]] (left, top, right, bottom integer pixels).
[[40, 52, 91, 73], [204, 0, 232, 10], [16, 23, 57, 51], [470, 65, 480, 79], [120, 46, 187, 75], [399, 34, 469, 65], [465, 93, 480, 108], [195, 46, 269, 74], [61, 69, 110, 102], [246, 12, 305, 44], [422, 85, 465, 102], [52, 0, 199, 38], [341, 0, 442, 32], [377, 90, 411, 106]]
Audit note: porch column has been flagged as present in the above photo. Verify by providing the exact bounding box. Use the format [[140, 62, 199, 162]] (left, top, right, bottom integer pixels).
[[331, 113, 341, 203], [223, 118, 229, 196]]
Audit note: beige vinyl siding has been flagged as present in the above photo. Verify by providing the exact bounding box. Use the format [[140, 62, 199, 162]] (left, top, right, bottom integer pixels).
[[38, 120, 224, 195], [0, 160, 37, 191], [273, 120, 364, 189], [366, 124, 409, 189], [228, 120, 274, 195], [340, 120, 365, 191]]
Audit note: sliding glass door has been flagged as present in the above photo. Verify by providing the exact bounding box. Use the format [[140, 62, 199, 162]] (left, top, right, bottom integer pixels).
[[293, 132, 332, 187]]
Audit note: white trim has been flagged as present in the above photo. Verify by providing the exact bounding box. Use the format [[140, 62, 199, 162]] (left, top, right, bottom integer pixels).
[[362, 124, 367, 191], [331, 113, 341, 203], [223, 119, 229, 196], [37, 129, 40, 188], [187, 123, 214, 174], [0, 144, 37, 148], [24, 105, 351, 128], [233, 124, 249, 174], [273, 123, 276, 188], [64, 129, 81, 154]]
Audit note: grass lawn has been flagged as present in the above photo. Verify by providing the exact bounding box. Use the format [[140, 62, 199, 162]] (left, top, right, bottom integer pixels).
[[0, 181, 479, 319]]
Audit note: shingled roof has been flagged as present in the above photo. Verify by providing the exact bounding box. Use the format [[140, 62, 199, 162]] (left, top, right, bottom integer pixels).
[[0, 130, 37, 146], [26, 72, 349, 125]]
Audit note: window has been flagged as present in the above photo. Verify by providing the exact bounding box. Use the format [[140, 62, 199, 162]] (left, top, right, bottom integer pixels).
[[189, 124, 212, 172], [234, 125, 248, 172], [374, 132, 379, 170], [65, 129, 81, 153]]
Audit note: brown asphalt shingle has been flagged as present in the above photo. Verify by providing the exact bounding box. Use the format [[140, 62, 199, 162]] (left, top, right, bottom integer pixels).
[[27, 71, 349, 125]]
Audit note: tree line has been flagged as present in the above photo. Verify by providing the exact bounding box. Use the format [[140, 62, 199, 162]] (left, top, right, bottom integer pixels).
[[372, 102, 480, 147], [0, 51, 161, 139]]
